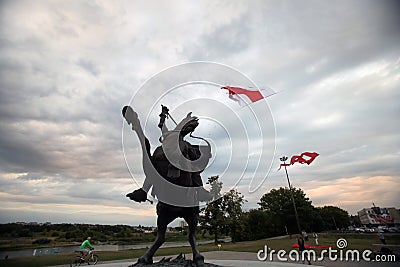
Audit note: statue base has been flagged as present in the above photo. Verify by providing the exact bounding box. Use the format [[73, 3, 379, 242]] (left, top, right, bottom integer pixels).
[[129, 254, 222, 267]]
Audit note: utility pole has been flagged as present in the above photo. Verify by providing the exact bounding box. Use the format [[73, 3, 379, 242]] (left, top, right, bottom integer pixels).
[[332, 216, 338, 230], [280, 156, 301, 234]]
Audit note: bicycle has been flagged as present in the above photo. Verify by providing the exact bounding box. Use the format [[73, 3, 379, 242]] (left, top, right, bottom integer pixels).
[[70, 248, 98, 266]]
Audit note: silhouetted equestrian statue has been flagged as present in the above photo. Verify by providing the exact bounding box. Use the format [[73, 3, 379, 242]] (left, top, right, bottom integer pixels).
[[123, 105, 215, 267]]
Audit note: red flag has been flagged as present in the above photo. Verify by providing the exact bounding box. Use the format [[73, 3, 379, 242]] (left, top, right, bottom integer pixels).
[[278, 152, 319, 171], [221, 86, 276, 106]]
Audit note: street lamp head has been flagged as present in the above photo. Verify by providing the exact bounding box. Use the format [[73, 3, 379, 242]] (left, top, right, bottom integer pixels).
[[280, 156, 288, 162]]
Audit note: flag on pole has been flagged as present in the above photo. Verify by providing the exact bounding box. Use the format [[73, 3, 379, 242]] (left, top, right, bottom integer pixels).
[[278, 152, 319, 171], [221, 86, 276, 106]]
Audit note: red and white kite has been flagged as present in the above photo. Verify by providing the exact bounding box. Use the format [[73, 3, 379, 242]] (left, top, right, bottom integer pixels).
[[221, 86, 276, 106], [278, 152, 319, 171]]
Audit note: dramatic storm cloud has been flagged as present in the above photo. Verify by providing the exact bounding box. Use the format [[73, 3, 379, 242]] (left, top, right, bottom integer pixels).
[[0, 0, 399, 225]]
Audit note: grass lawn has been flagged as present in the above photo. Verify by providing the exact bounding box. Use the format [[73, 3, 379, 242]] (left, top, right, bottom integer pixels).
[[0, 233, 398, 267]]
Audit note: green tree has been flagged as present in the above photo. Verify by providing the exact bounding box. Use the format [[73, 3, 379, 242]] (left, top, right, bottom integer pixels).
[[317, 206, 350, 230], [350, 215, 362, 227], [258, 187, 314, 234], [310, 207, 324, 232], [17, 228, 32, 237], [236, 209, 271, 241], [199, 176, 225, 244], [222, 188, 246, 242]]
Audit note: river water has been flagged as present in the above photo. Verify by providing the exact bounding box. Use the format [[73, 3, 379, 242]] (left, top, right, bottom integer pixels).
[[0, 239, 230, 259]]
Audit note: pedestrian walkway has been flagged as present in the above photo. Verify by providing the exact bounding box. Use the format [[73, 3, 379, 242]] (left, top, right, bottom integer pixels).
[[52, 251, 322, 267], [49, 251, 398, 267]]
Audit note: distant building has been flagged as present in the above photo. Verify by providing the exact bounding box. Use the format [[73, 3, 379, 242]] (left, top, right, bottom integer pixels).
[[167, 227, 179, 232], [179, 220, 188, 228], [358, 206, 400, 226], [389, 207, 400, 224]]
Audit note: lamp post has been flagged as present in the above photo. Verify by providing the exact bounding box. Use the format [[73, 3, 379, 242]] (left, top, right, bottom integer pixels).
[[280, 156, 301, 234]]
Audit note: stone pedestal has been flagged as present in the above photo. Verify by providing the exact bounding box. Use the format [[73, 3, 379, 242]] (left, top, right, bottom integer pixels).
[[129, 254, 222, 267]]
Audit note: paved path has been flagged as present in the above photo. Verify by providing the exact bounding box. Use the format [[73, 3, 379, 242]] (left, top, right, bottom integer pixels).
[[50, 251, 398, 267]]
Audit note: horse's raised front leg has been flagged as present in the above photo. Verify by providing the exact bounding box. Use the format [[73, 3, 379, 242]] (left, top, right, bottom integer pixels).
[[184, 213, 204, 267]]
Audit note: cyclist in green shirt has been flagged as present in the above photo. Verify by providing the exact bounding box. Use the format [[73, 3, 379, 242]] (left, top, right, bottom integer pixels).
[[80, 237, 94, 259]]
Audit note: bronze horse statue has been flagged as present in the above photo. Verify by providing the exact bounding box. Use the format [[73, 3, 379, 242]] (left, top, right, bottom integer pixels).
[[123, 105, 212, 266]]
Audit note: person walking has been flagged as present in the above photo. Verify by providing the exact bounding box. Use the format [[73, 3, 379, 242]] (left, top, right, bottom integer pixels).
[[313, 232, 319, 246], [298, 235, 311, 265], [302, 230, 309, 241], [378, 232, 386, 244]]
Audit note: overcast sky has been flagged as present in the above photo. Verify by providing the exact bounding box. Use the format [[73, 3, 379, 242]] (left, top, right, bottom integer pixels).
[[0, 0, 399, 226]]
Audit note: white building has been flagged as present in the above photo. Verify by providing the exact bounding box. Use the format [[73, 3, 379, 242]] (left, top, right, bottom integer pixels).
[[179, 220, 188, 228], [358, 206, 400, 226]]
